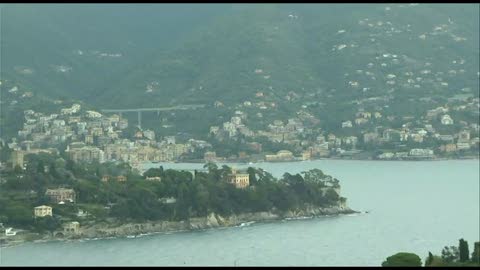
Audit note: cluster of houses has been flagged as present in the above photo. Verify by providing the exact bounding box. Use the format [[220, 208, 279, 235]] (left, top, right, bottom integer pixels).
[[4, 64, 479, 167], [29, 188, 81, 237], [204, 76, 478, 161], [209, 111, 254, 139], [6, 104, 216, 170], [204, 98, 478, 161], [210, 114, 307, 145]]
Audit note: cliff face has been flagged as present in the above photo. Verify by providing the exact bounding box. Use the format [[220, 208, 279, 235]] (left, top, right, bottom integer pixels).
[[78, 204, 356, 239]]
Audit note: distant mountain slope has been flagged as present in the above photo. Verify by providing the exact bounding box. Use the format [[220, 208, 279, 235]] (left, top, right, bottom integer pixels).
[[1, 4, 478, 135], [95, 4, 479, 108], [0, 4, 232, 102]]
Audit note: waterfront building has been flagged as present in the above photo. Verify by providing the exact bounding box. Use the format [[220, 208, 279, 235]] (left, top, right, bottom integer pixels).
[[63, 221, 80, 235], [204, 151, 217, 162], [265, 150, 294, 161]]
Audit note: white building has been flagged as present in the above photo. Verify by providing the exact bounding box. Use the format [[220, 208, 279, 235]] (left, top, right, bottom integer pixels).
[[143, 130, 155, 141], [341, 121, 353, 128], [441, 114, 454, 125], [409, 148, 434, 157]]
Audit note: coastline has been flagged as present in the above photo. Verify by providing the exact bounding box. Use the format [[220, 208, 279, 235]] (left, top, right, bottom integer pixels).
[[0, 205, 359, 249], [173, 155, 480, 165]]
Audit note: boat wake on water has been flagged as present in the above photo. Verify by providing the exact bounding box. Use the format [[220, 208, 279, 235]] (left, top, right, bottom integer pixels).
[[238, 221, 256, 227], [284, 216, 314, 221]]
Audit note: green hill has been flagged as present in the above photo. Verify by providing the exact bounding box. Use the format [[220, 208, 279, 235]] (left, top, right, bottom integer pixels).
[[1, 4, 479, 138]]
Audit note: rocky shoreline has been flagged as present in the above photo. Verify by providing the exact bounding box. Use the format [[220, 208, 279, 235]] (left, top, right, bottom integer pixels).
[[0, 205, 358, 248]]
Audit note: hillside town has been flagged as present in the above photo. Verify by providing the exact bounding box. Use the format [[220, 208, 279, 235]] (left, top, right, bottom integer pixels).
[[2, 103, 216, 172], [1, 92, 479, 176], [207, 92, 479, 162]]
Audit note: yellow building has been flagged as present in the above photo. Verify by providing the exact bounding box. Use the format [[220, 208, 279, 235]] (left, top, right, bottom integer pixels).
[[34, 205, 52, 217], [444, 143, 457, 152], [228, 169, 250, 189], [101, 175, 111, 182], [204, 151, 217, 162], [302, 150, 312, 160], [265, 150, 294, 161]]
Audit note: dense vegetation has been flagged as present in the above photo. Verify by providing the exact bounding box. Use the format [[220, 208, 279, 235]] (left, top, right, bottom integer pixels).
[[382, 238, 480, 267], [0, 152, 345, 233]]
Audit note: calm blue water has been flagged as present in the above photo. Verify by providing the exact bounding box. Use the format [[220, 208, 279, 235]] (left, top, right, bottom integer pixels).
[[1, 160, 478, 266]]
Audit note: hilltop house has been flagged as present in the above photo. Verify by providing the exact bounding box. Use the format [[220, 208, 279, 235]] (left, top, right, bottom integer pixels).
[[146, 176, 162, 181], [45, 188, 76, 204], [228, 169, 250, 189], [34, 205, 52, 217], [441, 114, 454, 125]]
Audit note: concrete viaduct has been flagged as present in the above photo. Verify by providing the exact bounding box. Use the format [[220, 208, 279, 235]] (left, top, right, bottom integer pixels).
[[101, 104, 206, 129]]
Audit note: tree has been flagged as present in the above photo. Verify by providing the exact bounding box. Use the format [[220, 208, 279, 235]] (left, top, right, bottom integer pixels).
[[143, 168, 164, 178], [324, 188, 340, 204], [3, 203, 33, 226], [425, 251, 447, 267], [441, 246, 459, 263], [425, 251, 434, 266], [301, 169, 326, 183], [34, 216, 61, 233], [37, 160, 45, 174], [471, 242, 480, 264], [220, 165, 232, 181], [13, 165, 23, 174], [381, 252, 422, 267], [257, 169, 275, 182], [203, 162, 221, 182], [459, 238, 470, 262], [246, 167, 257, 185], [192, 183, 210, 216], [49, 163, 59, 179], [175, 182, 191, 220], [203, 162, 218, 174]]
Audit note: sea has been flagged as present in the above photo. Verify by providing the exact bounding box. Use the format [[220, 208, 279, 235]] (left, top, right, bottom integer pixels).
[[0, 159, 478, 266]]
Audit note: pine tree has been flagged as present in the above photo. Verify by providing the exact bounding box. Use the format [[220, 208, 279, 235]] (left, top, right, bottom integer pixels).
[[472, 242, 480, 264], [459, 238, 470, 262], [37, 160, 45, 174], [425, 251, 434, 266]]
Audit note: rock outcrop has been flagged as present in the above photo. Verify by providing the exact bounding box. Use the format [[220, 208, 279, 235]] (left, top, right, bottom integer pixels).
[[1, 205, 357, 247], [77, 204, 357, 240]]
